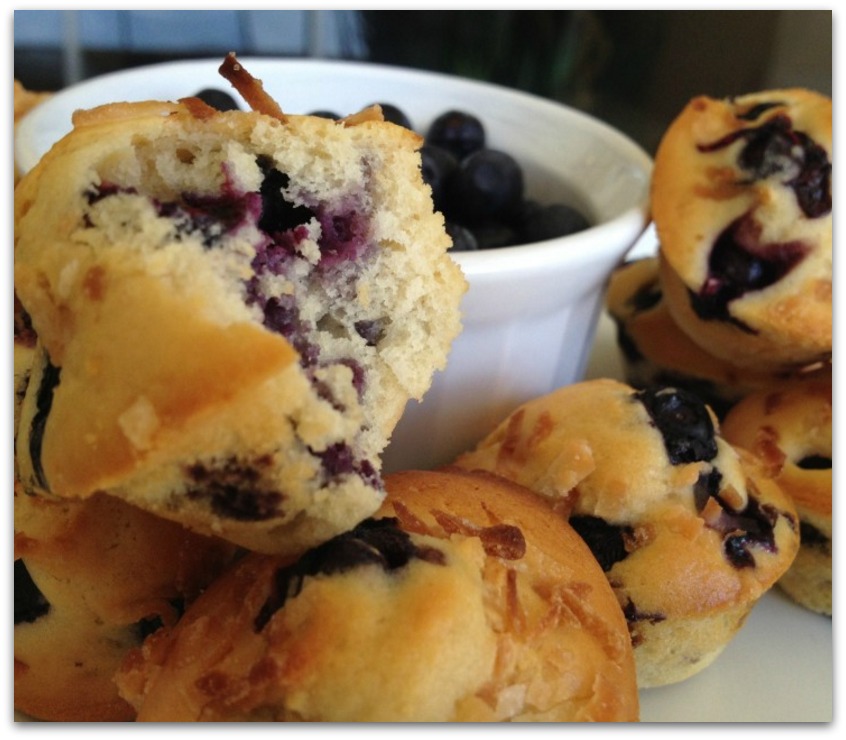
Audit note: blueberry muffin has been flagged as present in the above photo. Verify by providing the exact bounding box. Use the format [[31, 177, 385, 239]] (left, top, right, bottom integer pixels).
[[14, 61, 466, 555], [14, 489, 236, 721], [454, 378, 800, 688], [605, 257, 831, 416], [115, 469, 639, 722], [651, 89, 832, 370], [721, 374, 832, 615]]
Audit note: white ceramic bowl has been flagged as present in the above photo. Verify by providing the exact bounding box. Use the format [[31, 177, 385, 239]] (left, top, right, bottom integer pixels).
[[14, 57, 652, 472]]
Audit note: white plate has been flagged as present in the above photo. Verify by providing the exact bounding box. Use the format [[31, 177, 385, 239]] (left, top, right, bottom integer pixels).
[[585, 310, 833, 723]]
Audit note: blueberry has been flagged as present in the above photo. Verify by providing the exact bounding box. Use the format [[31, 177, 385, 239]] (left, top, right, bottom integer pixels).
[[511, 198, 544, 227], [737, 117, 832, 218], [28, 356, 61, 493], [622, 599, 666, 627], [709, 496, 783, 569], [569, 515, 633, 572], [692, 212, 808, 325], [254, 517, 444, 631], [634, 386, 718, 465], [369, 103, 413, 129], [693, 468, 723, 511], [420, 144, 459, 213], [698, 110, 832, 219], [193, 87, 240, 111], [445, 222, 479, 252], [797, 455, 832, 470], [256, 161, 314, 237], [14, 559, 50, 625], [787, 131, 832, 219], [518, 202, 591, 243], [426, 110, 486, 160], [446, 148, 524, 225], [737, 115, 799, 180]]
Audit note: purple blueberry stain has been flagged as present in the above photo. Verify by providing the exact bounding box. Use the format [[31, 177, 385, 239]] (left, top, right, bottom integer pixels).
[[697, 108, 831, 218], [185, 457, 284, 522], [314, 205, 372, 269], [705, 491, 796, 569], [313, 442, 382, 490], [689, 212, 810, 327], [257, 294, 320, 367]]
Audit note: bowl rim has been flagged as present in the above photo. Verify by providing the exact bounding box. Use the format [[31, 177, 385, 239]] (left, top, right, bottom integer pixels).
[[15, 56, 653, 266]]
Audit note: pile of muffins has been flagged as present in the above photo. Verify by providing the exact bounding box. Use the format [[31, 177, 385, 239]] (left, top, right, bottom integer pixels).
[[13, 68, 830, 722], [454, 88, 831, 692], [605, 89, 832, 618], [13, 65, 638, 723]]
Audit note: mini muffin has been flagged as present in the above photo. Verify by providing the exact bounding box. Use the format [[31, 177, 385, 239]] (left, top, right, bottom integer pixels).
[[454, 378, 800, 688], [721, 374, 832, 615], [14, 489, 236, 721], [14, 56, 466, 556], [606, 257, 831, 416], [115, 468, 639, 722], [651, 89, 832, 370]]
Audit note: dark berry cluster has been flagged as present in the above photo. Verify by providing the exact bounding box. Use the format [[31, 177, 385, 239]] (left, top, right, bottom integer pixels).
[[414, 107, 592, 251]]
